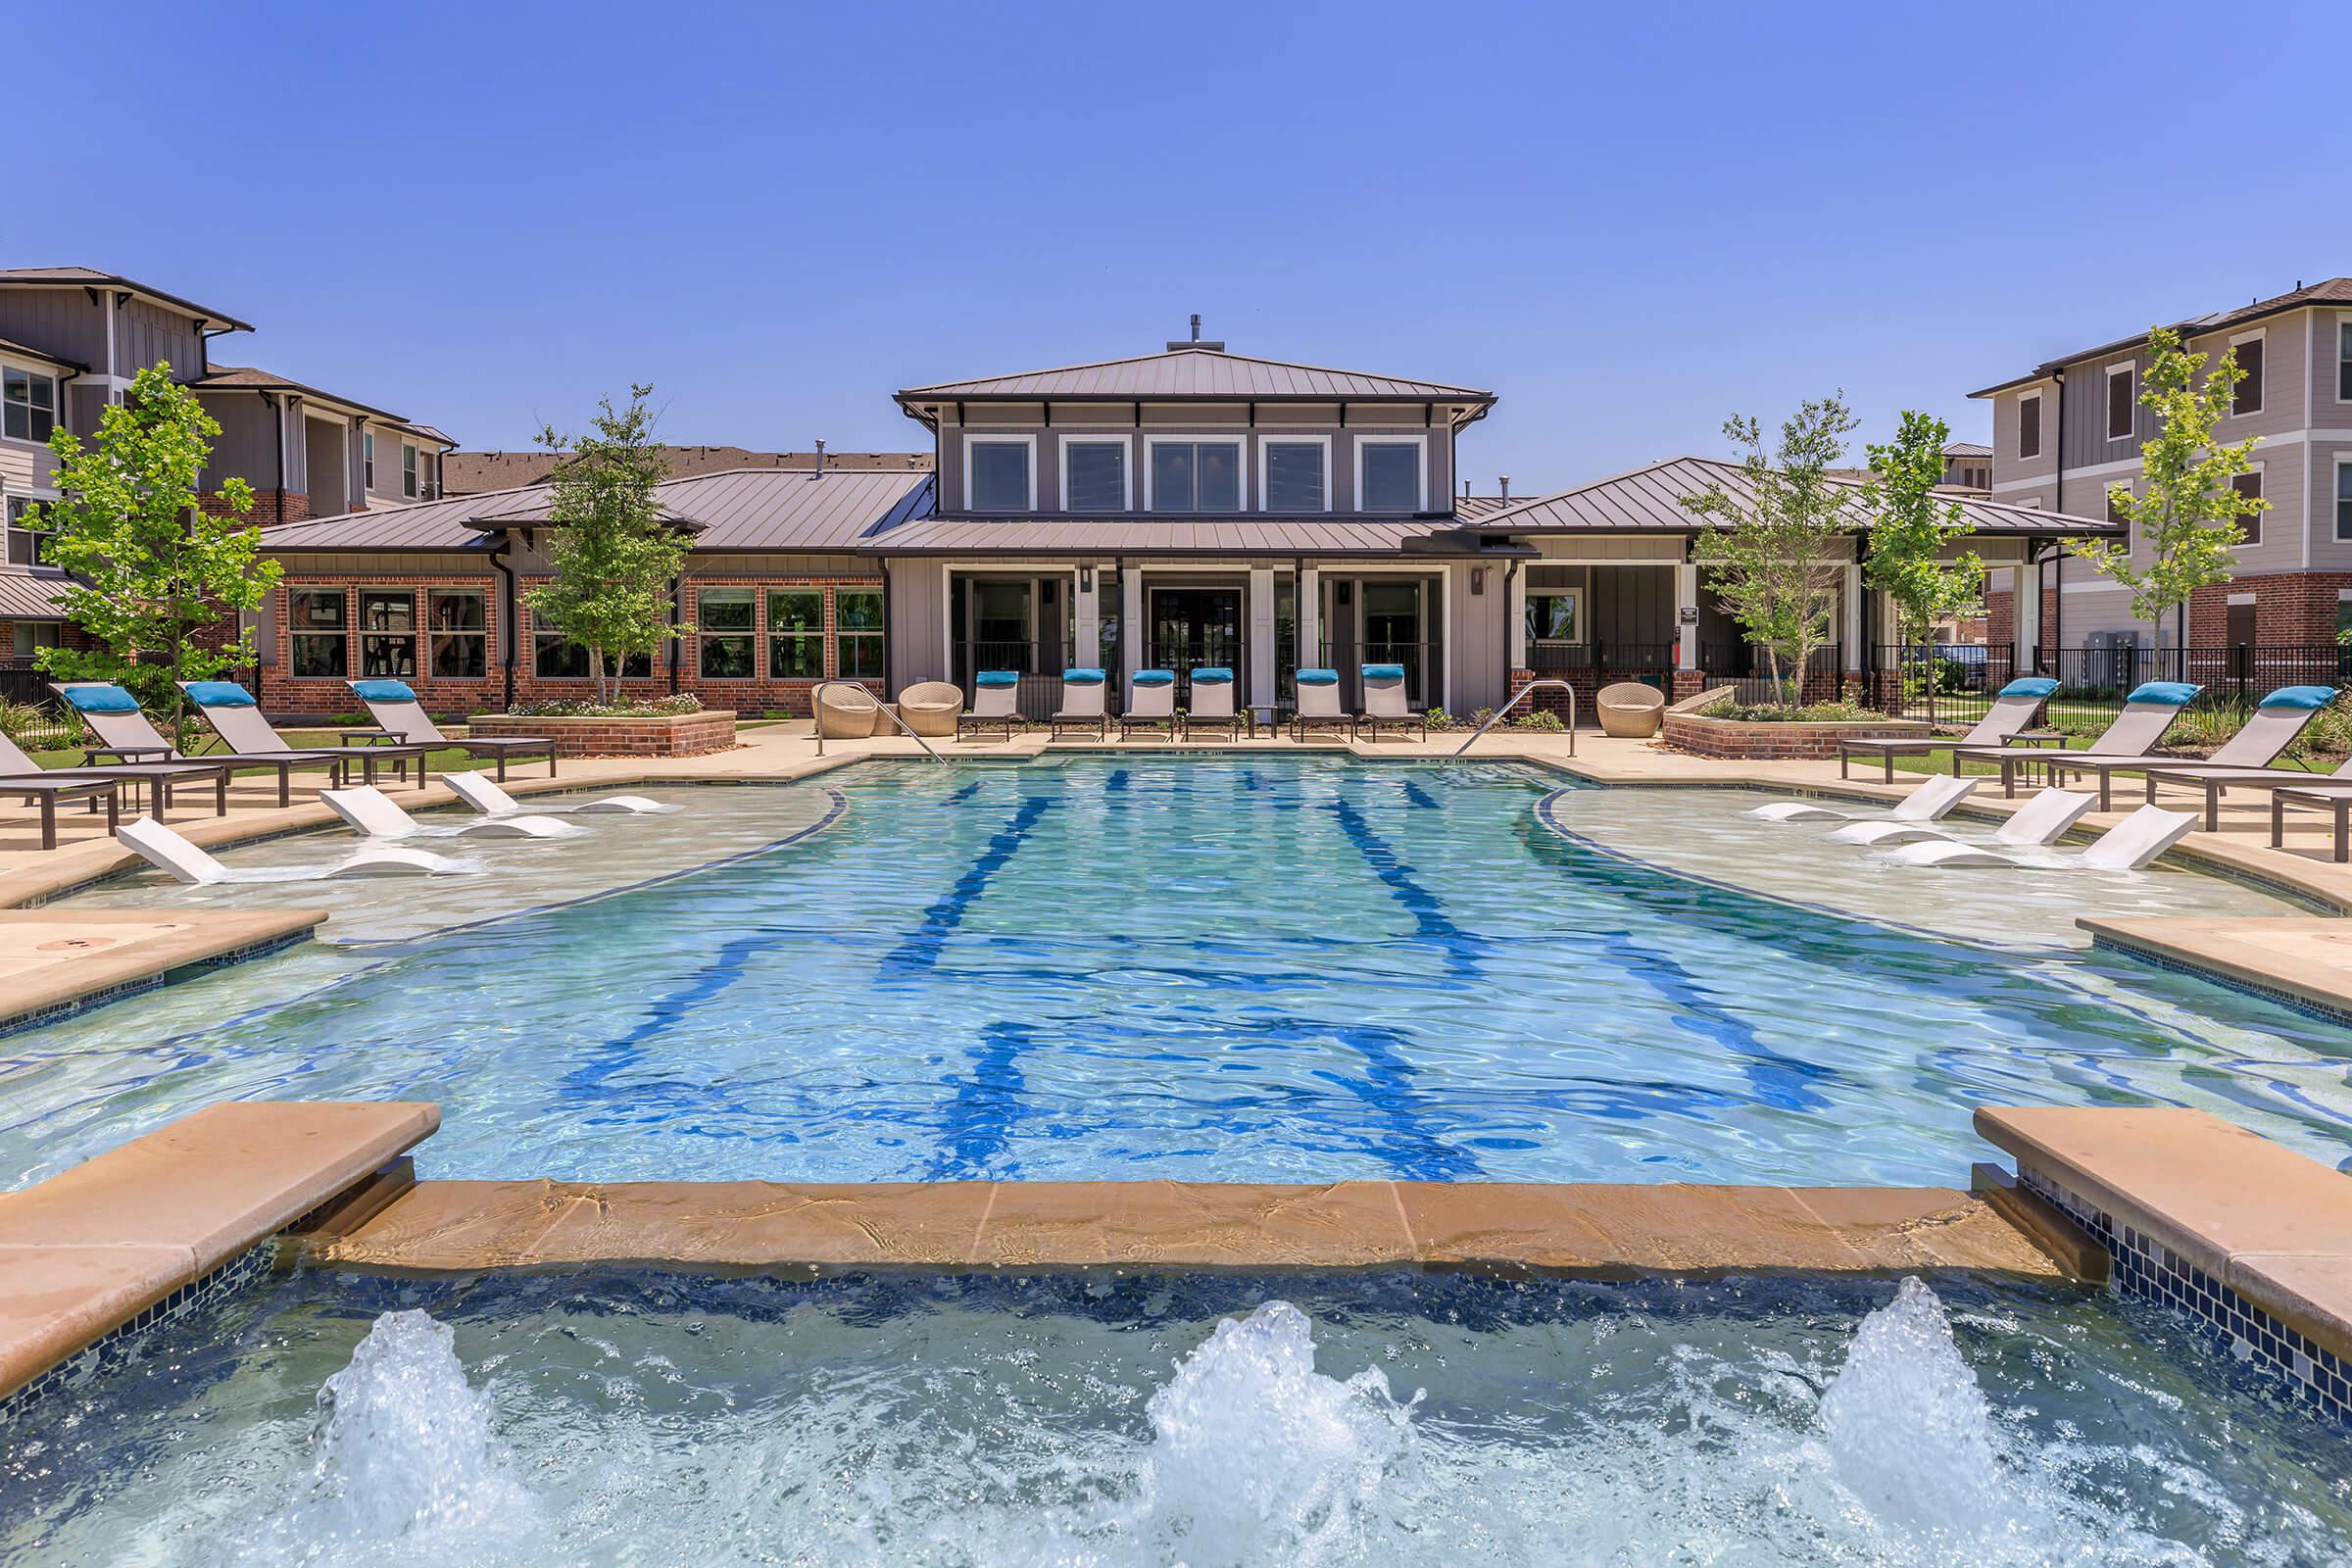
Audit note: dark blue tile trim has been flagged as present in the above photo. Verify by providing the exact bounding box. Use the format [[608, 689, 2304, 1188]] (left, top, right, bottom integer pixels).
[[2087, 935, 2352, 1030], [0, 932, 314, 1041]]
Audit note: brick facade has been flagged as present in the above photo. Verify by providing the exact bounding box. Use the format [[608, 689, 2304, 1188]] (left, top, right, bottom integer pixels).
[[202, 490, 310, 527], [469, 710, 737, 758], [1662, 711, 1931, 760]]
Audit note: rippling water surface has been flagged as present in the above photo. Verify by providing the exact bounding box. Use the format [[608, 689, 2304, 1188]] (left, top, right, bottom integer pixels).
[[7, 757, 2351, 1187]]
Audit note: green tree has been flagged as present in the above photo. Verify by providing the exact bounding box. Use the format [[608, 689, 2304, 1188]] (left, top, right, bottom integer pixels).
[[522, 386, 687, 704], [1681, 395, 1861, 707], [24, 363, 281, 751], [2072, 327, 2267, 651], [1862, 410, 1984, 650]]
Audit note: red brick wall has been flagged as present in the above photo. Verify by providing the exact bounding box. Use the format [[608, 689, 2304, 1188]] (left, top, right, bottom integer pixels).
[[2186, 573, 2352, 645], [203, 490, 309, 526], [1662, 711, 1930, 760], [470, 711, 737, 758]]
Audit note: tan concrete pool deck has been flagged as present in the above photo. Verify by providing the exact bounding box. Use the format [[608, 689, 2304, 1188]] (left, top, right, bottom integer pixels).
[[0, 907, 327, 1033]]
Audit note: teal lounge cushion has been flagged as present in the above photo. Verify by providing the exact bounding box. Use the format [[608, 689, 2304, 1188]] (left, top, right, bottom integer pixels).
[[61, 684, 140, 714], [1062, 668, 1106, 686], [1997, 677, 2059, 699], [1361, 663, 1407, 680], [1132, 669, 1175, 687], [351, 679, 418, 703], [2126, 681, 2200, 707], [1191, 666, 1234, 683], [1296, 668, 1340, 686], [975, 670, 1020, 689], [2259, 685, 2337, 711], [182, 681, 256, 708]]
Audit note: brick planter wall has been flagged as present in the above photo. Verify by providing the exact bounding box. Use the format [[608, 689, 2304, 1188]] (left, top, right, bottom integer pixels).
[[468, 710, 738, 758], [1663, 711, 1932, 760]]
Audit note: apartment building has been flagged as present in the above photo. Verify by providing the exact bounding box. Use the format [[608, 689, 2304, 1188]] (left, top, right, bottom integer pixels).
[[1972, 277, 2352, 652]]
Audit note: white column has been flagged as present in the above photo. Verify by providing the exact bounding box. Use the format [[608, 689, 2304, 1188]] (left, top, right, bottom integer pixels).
[[1073, 565, 1099, 670], [1507, 565, 1529, 669], [1674, 563, 1699, 670], [1248, 565, 1276, 708], [2012, 563, 2040, 669], [1120, 568, 1143, 682], [1298, 566, 1321, 674], [1841, 562, 1865, 670]]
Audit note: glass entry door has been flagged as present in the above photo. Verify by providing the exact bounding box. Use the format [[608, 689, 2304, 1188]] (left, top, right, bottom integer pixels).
[[1148, 586, 1244, 704], [1324, 576, 1438, 710]]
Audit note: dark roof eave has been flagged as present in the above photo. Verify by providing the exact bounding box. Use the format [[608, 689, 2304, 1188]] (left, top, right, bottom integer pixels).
[[1971, 293, 2346, 398], [0, 272, 256, 333], [193, 375, 415, 427]]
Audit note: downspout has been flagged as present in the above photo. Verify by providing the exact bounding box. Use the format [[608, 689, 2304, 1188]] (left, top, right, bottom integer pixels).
[[1114, 554, 1128, 682], [2049, 372, 2065, 663], [1498, 557, 1520, 706], [880, 564, 894, 692], [263, 391, 286, 519], [667, 572, 683, 695], [490, 534, 519, 710]]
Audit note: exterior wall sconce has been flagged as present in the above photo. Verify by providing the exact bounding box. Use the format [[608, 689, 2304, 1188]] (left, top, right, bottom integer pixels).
[[1470, 567, 1486, 595], [1079, 565, 1095, 594]]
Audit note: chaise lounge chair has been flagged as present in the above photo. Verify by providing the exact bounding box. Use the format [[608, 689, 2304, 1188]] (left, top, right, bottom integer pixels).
[[1180, 666, 1246, 741], [1884, 801, 2194, 870], [347, 678, 558, 780], [181, 679, 433, 793], [2135, 686, 2342, 829], [115, 815, 465, 882], [1952, 681, 2201, 810], [0, 760, 118, 850], [1119, 669, 1178, 740], [0, 728, 226, 832], [1356, 663, 1428, 742], [1050, 668, 1108, 740], [1839, 676, 2059, 782], [320, 785, 579, 840], [1749, 772, 1976, 825], [957, 671, 1022, 741], [1291, 668, 1351, 743], [445, 770, 674, 816], [58, 681, 364, 808], [1834, 783, 2094, 850], [2273, 780, 2352, 862]]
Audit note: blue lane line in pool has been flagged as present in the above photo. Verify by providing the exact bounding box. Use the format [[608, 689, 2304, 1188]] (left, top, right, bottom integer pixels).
[[1103, 768, 1130, 793], [1595, 928, 1837, 1111], [945, 779, 984, 805], [1325, 796, 1483, 982], [878, 795, 1053, 979], [1402, 779, 1440, 810], [1318, 1021, 1486, 1179], [560, 927, 787, 1115], [927, 1019, 1033, 1178]]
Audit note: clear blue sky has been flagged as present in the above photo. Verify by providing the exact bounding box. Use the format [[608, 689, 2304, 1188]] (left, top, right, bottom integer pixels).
[[17, 0, 2347, 494]]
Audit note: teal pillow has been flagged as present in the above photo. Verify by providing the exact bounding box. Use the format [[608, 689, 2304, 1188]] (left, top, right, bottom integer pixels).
[[351, 679, 417, 703], [1132, 669, 1175, 687], [2258, 685, 2337, 711], [182, 681, 256, 708], [62, 684, 140, 714], [1361, 663, 1407, 680], [1297, 668, 1340, 686], [2126, 682, 2200, 707], [1997, 677, 2059, 699], [1062, 667, 1106, 686], [974, 670, 1020, 689], [1191, 667, 1234, 683]]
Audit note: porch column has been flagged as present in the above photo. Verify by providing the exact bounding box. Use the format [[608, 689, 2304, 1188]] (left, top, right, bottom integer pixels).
[[1072, 564, 1099, 671], [1298, 565, 1320, 673], [1841, 562, 1865, 670], [1674, 563, 1699, 669], [1120, 568, 1143, 682], [2010, 563, 2039, 669], [1248, 565, 1276, 709], [1508, 564, 1529, 668]]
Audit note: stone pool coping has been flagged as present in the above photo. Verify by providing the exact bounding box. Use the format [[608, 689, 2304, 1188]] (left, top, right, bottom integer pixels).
[[2078, 916, 2352, 1025], [0, 907, 328, 1037]]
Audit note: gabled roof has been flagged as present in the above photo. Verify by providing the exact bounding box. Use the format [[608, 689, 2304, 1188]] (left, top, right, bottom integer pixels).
[[1970, 277, 2352, 397], [0, 569, 74, 620], [1452, 494, 1525, 520], [0, 268, 254, 333], [260, 467, 934, 553], [895, 345, 1494, 405], [859, 514, 1520, 558], [1467, 456, 2117, 538], [442, 446, 932, 495], [190, 365, 444, 438], [1942, 441, 1991, 459]]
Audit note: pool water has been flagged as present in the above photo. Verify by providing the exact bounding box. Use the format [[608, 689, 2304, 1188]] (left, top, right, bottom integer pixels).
[[9, 757, 2352, 1189], [6, 1270, 2347, 1566]]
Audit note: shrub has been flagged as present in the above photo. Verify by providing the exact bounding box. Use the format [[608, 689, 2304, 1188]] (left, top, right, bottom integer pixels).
[[0, 699, 76, 750], [505, 694, 704, 719], [1423, 708, 1463, 732], [1508, 710, 1567, 732], [1701, 698, 1878, 723]]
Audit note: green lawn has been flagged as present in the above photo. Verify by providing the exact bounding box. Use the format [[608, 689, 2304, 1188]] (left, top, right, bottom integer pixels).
[[1887, 746, 2341, 779]]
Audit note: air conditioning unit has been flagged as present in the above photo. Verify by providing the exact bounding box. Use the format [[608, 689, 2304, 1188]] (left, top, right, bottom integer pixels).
[[2082, 629, 2142, 692]]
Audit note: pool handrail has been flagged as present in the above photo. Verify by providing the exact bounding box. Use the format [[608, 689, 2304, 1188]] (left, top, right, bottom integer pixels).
[[1452, 679, 1577, 758], [810, 680, 948, 763]]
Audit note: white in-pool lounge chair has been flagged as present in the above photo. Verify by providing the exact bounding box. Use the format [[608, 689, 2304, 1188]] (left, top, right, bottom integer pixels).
[[181, 679, 434, 791], [1884, 801, 2192, 870], [1838, 676, 2058, 782], [957, 672, 1022, 741], [1050, 668, 1108, 740], [1833, 783, 2094, 849], [1356, 663, 1428, 741], [58, 681, 362, 808], [445, 770, 674, 816], [1119, 669, 1178, 740], [1291, 668, 1352, 742], [347, 678, 557, 779], [115, 815, 466, 882], [1952, 681, 2200, 809], [1180, 666, 1246, 741], [1750, 772, 1975, 826], [2136, 686, 2344, 829], [320, 785, 579, 840]]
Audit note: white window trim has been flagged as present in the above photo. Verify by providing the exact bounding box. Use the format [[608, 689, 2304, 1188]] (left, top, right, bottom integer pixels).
[[1257, 433, 1333, 514], [962, 432, 1037, 513], [0, 360, 60, 447], [1056, 435, 1130, 513], [2336, 454, 2352, 543], [2016, 389, 2042, 462], [1142, 433, 1247, 514], [400, 442, 419, 499], [2336, 314, 2352, 407], [2230, 461, 2264, 547], [1525, 583, 1584, 644], [2227, 327, 2265, 417], [2105, 362, 2136, 442], [363, 430, 376, 488], [1354, 434, 1429, 514]]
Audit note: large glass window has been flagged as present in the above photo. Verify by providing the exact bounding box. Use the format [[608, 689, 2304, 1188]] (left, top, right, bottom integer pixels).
[[5, 496, 49, 566], [1527, 593, 1579, 642], [427, 587, 487, 678], [2106, 366, 2135, 441], [698, 587, 756, 678], [288, 587, 349, 678], [401, 444, 419, 499], [2, 368, 56, 444], [363, 431, 376, 488], [2340, 322, 2352, 403], [12, 621, 58, 661], [532, 611, 652, 679], [766, 589, 824, 678], [2018, 393, 2040, 461], [2230, 470, 2264, 547], [968, 440, 1031, 511], [1150, 440, 1240, 513], [1358, 440, 1423, 513], [2337, 461, 2352, 543], [2230, 336, 2263, 416], [1263, 441, 1327, 513], [837, 588, 885, 679], [359, 588, 416, 677], [1062, 440, 1126, 511]]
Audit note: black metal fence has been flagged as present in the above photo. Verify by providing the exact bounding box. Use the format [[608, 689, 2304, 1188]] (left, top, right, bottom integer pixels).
[[1526, 641, 1676, 675], [1872, 643, 2352, 735], [1698, 642, 1845, 707], [1144, 643, 1250, 712], [1316, 640, 1442, 712], [955, 640, 1074, 721]]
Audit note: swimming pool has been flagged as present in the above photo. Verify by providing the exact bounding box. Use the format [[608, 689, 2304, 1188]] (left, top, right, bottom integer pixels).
[[8, 756, 2351, 1190], [7, 1268, 2347, 1565]]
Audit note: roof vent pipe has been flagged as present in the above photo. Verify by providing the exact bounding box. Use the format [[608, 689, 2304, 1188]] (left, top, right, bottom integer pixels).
[[1499, 476, 1510, 501], [811, 439, 825, 479], [1165, 313, 1225, 352]]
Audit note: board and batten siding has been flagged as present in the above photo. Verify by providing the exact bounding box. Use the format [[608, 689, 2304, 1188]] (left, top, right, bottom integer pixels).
[[0, 288, 107, 373]]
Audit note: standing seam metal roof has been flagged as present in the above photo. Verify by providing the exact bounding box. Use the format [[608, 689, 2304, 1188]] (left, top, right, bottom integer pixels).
[[895, 346, 1493, 403]]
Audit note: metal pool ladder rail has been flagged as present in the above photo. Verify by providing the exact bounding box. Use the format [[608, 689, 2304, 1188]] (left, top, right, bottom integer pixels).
[[1452, 679, 1577, 758], [810, 680, 948, 763]]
